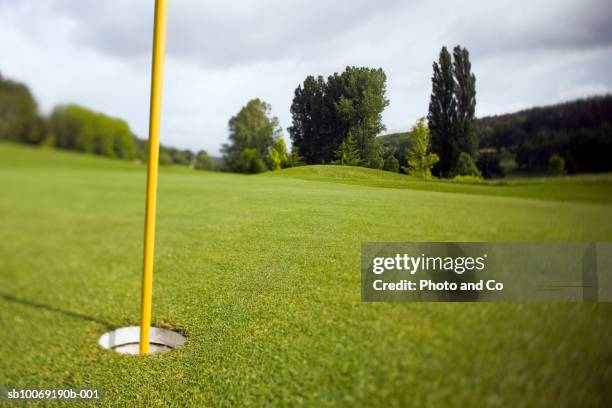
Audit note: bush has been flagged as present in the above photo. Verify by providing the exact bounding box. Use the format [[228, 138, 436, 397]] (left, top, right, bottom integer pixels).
[[238, 148, 267, 174], [548, 153, 566, 176], [452, 175, 485, 184], [333, 134, 361, 166], [476, 150, 505, 179], [452, 152, 481, 178], [266, 138, 290, 171], [383, 155, 400, 173]]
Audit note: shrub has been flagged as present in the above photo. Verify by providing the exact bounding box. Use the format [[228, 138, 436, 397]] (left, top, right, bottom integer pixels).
[[266, 138, 290, 171], [238, 148, 267, 174], [548, 153, 566, 176], [452, 152, 481, 178], [333, 134, 361, 166], [383, 155, 400, 173], [452, 175, 485, 184]]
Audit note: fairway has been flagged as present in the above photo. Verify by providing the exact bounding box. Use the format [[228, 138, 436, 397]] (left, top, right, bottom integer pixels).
[[1, 143, 611, 406]]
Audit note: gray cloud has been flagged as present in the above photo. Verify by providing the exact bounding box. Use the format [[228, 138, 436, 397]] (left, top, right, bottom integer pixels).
[[0, 0, 611, 154], [50, 0, 405, 68], [450, 0, 612, 58], [47, 0, 612, 67]]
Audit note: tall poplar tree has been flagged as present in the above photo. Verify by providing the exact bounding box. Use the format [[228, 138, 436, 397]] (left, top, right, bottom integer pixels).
[[427, 46, 477, 177], [427, 47, 456, 176], [453, 46, 477, 157], [288, 76, 331, 164]]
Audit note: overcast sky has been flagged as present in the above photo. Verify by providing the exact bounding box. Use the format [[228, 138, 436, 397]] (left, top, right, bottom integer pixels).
[[1, 0, 611, 155]]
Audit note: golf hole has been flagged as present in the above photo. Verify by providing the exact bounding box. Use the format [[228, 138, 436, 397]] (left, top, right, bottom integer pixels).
[[98, 326, 185, 355]]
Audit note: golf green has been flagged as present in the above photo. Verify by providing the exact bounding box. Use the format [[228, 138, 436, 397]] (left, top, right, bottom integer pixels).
[[1, 142, 611, 406]]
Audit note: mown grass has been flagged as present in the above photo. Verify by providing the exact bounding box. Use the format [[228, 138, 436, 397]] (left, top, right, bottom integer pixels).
[[1, 142, 611, 407]]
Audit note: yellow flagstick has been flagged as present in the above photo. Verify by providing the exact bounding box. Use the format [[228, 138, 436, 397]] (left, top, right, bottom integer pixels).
[[140, 0, 168, 355]]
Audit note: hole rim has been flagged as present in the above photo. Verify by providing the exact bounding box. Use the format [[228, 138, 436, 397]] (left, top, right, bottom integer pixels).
[[98, 325, 186, 355]]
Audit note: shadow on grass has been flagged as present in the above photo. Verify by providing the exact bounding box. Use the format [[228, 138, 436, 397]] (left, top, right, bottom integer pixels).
[[0, 292, 115, 330]]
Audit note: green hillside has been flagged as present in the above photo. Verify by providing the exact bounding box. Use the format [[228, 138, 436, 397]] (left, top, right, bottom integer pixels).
[[1, 142, 611, 406], [270, 165, 612, 204]]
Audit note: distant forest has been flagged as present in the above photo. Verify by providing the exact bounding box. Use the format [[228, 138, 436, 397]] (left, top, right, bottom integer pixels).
[[380, 95, 612, 177], [477, 96, 612, 174], [2, 68, 611, 177], [0, 72, 217, 170]]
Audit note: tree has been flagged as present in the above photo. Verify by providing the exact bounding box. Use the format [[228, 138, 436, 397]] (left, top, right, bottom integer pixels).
[[0, 73, 42, 144], [428, 47, 456, 177], [333, 133, 361, 166], [289, 66, 389, 167], [452, 152, 481, 178], [378, 132, 413, 173], [107, 117, 137, 159], [171, 149, 195, 166], [289, 144, 304, 167], [49, 104, 136, 160], [428, 46, 478, 177], [476, 150, 505, 179], [333, 67, 388, 167], [158, 148, 173, 165], [238, 148, 267, 174], [383, 155, 400, 173], [194, 150, 215, 170], [266, 138, 290, 171], [288, 76, 331, 164], [403, 118, 439, 178], [453, 46, 477, 158], [222, 99, 281, 173], [135, 137, 190, 166]]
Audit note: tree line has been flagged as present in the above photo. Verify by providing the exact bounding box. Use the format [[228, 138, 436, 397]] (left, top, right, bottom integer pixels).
[[380, 95, 612, 178], [4, 58, 610, 178], [0, 72, 215, 169], [222, 45, 610, 177], [220, 67, 390, 173], [222, 50, 479, 177]]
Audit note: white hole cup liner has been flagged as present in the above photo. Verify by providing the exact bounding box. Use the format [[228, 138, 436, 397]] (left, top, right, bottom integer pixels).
[[98, 326, 185, 355]]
